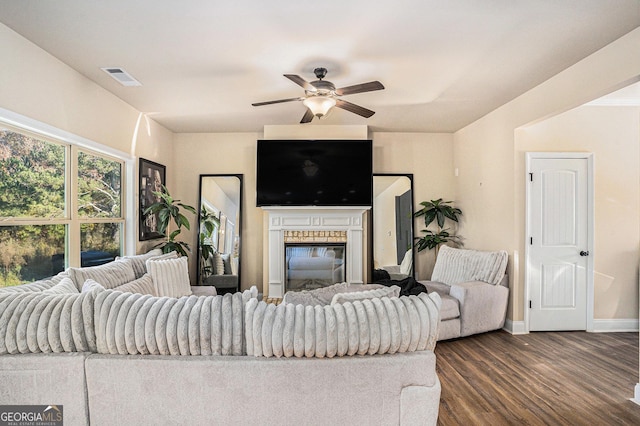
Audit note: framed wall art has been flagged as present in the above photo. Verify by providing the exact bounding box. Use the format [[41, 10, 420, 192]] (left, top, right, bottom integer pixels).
[[139, 158, 166, 241]]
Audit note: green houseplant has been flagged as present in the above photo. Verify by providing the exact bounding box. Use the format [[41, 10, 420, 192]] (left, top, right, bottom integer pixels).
[[144, 185, 196, 257], [414, 198, 462, 254], [198, 205, 221, 279]]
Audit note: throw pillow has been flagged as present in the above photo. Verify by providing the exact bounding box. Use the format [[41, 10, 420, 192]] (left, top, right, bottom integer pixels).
[[213, 252, 225, 276], [220, 253, 232, 274], [81, 278, 106, 293], [113, 273, 156, 296], [42, 277, 80, 294], [431, 245, 508, 285], [330, 285, 401, 305], [115, 249, 163, 278], [68, 258, 136, 291], [147, 256, 192, 298], [399, 249, 413, 276], [147, 251, 178, 262]]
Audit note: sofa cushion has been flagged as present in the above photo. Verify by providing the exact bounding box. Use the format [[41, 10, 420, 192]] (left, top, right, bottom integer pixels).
[[68, 259, 136, 291], [115, 249, 163, 278], [246, 292, 443, 358], [146, 256, 192, 298], [42, 277, 80, 294], [113, 273, 156, 296], [330, 285, 401, 305], [431, 245, 508, 286], [439, 295, 460, 321], [281, 282, 348, 306]]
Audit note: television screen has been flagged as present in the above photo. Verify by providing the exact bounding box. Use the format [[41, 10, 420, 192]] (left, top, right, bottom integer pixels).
[[256, 139, 373, 206]]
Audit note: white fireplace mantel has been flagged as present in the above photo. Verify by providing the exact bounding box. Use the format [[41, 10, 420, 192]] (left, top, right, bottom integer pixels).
[[262, 206, 370, 299]]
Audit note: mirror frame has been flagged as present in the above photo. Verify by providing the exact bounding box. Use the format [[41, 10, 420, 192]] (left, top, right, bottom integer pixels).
[[371, 173, 415, 280], [196, 174, 243, 291]]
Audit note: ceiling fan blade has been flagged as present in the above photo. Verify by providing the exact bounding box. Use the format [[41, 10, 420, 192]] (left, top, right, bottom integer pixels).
[[335, 99, 375, 118], [300, 108, 315, 124], [252, 97, 302, 107], [335, 81, 385, 96], [284, 74, 317, 92]]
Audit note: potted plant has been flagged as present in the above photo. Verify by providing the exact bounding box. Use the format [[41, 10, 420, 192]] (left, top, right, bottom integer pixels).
[[144, 185, 196, 257], [414, 198, 462, 255], [198, 205, 220, 280]]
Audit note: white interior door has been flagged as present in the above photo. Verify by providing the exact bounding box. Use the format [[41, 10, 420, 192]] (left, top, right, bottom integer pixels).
[[527, 156, 592, 331]]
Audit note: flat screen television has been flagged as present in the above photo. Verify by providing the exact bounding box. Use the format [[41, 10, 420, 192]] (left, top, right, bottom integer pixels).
[[256, 139, 373, 206]]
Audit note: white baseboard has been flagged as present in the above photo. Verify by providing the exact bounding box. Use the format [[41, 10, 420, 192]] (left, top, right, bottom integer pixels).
[[632, 383, 640, 406], [591, 318, 639, 332], [503, 318, 638, 334], [503, 319, 527, 335]]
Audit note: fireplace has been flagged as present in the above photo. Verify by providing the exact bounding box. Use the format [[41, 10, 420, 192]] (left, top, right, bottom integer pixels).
[[285, 243, 346, 291], [262, 206, 369, 298]]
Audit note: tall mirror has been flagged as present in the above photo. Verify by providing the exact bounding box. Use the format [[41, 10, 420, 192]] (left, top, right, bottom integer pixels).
[[372, 174, 414, 280], [196, 174, 243, 294]]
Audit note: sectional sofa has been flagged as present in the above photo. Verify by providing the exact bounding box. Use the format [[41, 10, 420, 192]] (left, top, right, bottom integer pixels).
[[419, 245, 510, 341], [0, 250, 443, 425]]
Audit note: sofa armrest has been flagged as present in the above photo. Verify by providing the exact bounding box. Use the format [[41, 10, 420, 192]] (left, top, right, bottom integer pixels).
[[448, 281, 509, 337]]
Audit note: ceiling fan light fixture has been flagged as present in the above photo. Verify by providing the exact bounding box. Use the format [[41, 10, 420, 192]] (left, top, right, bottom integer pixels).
[[303, 95, 336, 118]]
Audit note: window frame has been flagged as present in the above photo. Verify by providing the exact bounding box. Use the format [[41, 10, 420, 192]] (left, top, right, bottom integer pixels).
[[0, 108, 135, 271]]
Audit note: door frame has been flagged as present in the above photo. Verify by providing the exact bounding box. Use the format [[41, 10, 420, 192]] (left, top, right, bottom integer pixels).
[[524, 152, 595, 333]]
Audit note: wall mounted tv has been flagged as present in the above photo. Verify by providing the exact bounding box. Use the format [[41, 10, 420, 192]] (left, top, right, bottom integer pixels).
[[256, 139, 373, 207]]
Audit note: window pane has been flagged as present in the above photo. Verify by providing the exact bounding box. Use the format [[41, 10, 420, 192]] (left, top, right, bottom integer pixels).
[[0, 225, 66, 287], [80, 223, 121, 266], [0, 128, 65, 218], [78, 151, 121, 218]]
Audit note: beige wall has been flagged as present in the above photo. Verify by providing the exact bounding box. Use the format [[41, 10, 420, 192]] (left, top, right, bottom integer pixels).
[[173, 133, 263, 289], [372, 133, 455, 280], [516, 106, 640, 320], [454, 27, 640, 325], [172, 132, 455, 292]]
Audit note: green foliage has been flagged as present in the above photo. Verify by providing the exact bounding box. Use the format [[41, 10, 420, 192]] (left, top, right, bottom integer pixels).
[[198, 206, 221, 279], [414, 198, 463, 253], [0, 130, 65, 218], [414, 198, 462, 229], [0, 130, 122, 285], [144, 185, 196, 257], [77, 151, 121, 218]]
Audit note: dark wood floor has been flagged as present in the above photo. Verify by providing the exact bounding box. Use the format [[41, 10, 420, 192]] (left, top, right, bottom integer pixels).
[[435, 331, 640, 425]]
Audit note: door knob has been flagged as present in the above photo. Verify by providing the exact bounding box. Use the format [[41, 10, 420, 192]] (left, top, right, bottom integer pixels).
[[579, 250, 590, 256]]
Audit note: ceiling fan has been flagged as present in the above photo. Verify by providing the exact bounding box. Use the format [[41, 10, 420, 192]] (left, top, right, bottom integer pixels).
[[252, 67, 384, 123]]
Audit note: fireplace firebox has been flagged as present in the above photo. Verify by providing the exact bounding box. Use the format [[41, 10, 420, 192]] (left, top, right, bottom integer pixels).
[[285, 243, 346, 292]]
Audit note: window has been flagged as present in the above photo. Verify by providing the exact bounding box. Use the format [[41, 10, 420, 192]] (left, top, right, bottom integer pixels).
[[0, 123, 126, 287]]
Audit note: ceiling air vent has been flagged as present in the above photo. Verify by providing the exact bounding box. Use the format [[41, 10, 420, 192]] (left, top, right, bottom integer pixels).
[[101, 67, 142, 87]]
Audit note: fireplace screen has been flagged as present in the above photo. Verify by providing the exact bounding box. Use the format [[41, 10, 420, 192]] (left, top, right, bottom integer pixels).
[[285, 243, 346, 292]]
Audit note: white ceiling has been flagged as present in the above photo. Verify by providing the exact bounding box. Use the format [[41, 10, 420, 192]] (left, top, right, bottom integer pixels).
[[1, 0, 638, 133]]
